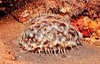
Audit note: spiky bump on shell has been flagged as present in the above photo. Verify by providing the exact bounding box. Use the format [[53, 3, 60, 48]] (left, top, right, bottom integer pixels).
[[20, 15, 83, 54]]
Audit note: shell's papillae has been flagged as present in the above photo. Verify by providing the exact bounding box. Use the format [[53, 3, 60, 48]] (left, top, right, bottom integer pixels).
[[20, 16, 83, 54]]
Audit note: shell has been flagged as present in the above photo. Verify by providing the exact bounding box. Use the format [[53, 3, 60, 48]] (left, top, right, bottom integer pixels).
[[19, 15, 84, 54]]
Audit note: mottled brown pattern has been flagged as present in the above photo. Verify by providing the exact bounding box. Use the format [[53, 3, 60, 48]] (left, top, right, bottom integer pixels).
[[20, 15, 83, 54]]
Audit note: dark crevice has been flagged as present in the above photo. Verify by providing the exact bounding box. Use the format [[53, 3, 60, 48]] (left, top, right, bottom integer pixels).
[[0, 10, 6, 18]]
